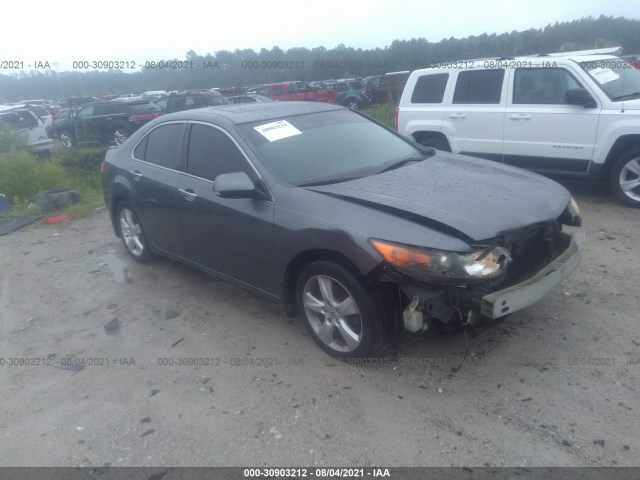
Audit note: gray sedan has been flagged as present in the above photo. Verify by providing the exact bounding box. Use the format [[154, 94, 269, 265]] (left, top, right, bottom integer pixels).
[[101, 102, 584, 358]]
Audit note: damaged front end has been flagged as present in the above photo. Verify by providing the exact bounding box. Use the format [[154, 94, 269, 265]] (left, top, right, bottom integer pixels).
[[370, 201, 585, 333]]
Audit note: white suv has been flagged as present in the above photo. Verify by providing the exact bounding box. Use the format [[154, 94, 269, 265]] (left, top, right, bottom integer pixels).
[[0, 105, 53, 156], [396, 54, 640, 207]]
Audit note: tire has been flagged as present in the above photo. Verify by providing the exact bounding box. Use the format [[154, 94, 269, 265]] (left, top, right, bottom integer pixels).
[[59, 130, 75, 148], [346, 98, 358, 110], [420, 137, 450, 152], [113, 127, 130, 146], [117, 201, 154, 262], [296, 261, 385, 359], [610, 148, 640, 207]]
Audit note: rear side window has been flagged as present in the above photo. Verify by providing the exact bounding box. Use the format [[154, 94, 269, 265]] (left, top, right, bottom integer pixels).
[[143, 123, 183, 169], [411, 73, 449, 103], [187, 124, 251, 182], [453, 69, 505, 104], [0, 111, 38, 129]]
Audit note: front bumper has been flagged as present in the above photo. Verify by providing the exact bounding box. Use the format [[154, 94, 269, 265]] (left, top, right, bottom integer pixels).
[[481, 231, 585, 319]]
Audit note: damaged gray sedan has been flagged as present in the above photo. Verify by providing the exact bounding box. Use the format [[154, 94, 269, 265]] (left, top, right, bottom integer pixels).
[[102, 101, 584, 358]]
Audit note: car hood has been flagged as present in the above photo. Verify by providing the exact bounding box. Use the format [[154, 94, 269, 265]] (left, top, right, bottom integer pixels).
[[306, 153, 571, 242]]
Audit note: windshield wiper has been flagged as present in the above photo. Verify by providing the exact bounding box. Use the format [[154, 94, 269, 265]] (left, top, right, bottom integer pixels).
[[377, 155, 425, 174], [613, 91, 640, 101], [298, 176, 363, 187]]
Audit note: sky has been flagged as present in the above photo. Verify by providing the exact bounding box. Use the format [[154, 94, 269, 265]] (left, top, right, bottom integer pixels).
[[0, 0, 638, 73]]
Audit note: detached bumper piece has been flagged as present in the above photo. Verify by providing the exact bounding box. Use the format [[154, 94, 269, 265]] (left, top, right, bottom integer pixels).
[[481, 232, 585, 319]]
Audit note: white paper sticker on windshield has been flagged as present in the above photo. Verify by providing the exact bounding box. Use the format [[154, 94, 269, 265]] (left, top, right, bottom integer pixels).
[[589, 67, 620, 84], [254, 120, 302, 142]]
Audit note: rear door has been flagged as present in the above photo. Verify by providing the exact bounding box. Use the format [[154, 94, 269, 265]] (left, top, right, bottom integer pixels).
[[174, 122, 275, 292], [442, 68, 506, 161], [128, 121, 188, 253], [503, 66, 599, 174]]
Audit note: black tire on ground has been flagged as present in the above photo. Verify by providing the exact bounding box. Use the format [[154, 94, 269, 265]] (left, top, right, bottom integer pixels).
[[420, 137, 451, 152], [296, 261, 385, 359], [116, 201, 154, 263], [346, 98, 358, 110], [35, 188, 81, 212], [609, 148, 640, 208]]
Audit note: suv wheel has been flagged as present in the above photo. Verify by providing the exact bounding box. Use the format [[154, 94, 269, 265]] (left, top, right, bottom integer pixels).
[[420, 137, 450, 151], [59, 130, 75, 148], [346, 98, 358, 110], [296, 261, 384, 359], [113, 127, 129, 146], [610, 148, 640, 207]]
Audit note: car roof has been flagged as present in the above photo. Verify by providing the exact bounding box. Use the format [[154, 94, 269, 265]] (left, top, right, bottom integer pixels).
[[157, 101, 344, 125]]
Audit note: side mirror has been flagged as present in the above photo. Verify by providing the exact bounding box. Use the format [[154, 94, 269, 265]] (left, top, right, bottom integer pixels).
[[213, 172, 256, 199], [566, 88, 597, 108]]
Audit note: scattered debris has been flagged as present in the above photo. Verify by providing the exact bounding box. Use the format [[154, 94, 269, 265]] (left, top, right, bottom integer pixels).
[[104, 318, 120, 333], [171, 337, 184, 348], [140, 429, 155, 437]]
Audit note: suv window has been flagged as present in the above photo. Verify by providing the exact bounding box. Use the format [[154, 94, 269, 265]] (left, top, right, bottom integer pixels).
[[1, 111, 38, 129], [94, 104, 123, 115], [453, 69, 504, 104], [77, 106, 94, 118], [144, 123, 184, 169], [513, 68, 583, 104], [411, 73, 449, 103], [187, 124, 251, 181], [127, 102, 161, 114]]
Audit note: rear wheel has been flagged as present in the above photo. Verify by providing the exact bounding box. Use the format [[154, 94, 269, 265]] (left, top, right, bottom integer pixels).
[[420, 137, 450, 152], [117, 201, 154, 262], [346, 98, 358, 110], [610, 148, 640, 207], [59, 130, 75, 148], [297, 261, 384, 359], [113, 127, 129, 146]]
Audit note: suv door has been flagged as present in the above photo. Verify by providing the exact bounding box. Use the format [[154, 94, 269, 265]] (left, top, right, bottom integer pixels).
[[175, 122, 275, 291], [503, 66, 599, 174], [443, 69, 507, 160]]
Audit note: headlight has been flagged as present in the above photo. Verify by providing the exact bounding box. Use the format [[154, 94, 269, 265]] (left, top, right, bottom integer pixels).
[[369, 239, 511, 283], [559, 197, 582, 227]]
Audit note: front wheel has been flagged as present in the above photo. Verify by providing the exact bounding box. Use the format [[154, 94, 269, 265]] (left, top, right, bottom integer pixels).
[[610, 148, 640, 207], [296, 261, 384, 359], [117, 201, 154, 262]]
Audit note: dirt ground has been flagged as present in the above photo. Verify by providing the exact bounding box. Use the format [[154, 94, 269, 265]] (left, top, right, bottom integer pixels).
[[0, 180, 638, 468]]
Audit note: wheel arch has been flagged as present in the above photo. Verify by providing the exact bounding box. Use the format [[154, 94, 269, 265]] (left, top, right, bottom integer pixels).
[[602, 135, 640, 182], [282, 249, 374, 317]]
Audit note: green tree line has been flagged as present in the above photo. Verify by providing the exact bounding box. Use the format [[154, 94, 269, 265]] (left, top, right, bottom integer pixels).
[[2, 15, 639, 102]]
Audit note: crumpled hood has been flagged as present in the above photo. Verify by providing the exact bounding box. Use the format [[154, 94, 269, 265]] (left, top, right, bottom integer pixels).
[[307, 153, 571, 241]]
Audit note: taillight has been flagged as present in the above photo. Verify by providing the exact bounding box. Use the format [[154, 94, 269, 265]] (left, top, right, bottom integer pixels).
[[394, 107, 399, 131]]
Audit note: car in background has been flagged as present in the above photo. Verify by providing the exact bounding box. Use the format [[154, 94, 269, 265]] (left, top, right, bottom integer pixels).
[[57, 96, 99, 109], [363, 71, 410, 104], [0, 105, 53, 155], [21, 104, 53, 131], [323, 79, 372, 110], [51, 99, 163, 148], [102, 101, 583, 358], [142, 91, 169, 100], [227, 94, 273, 104], [153, 91, 228, 114]]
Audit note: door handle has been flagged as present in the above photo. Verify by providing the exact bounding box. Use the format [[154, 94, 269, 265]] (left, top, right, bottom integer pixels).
[[129, 170, 142, 181], [510, 114, 532, 120], [178, 188, 198, 201], [449, 113, 467, 119]]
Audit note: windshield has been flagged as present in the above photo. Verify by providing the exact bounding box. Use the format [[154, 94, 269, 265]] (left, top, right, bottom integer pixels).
[[239, 109, 423, 186], [579, 59, 640, 101]]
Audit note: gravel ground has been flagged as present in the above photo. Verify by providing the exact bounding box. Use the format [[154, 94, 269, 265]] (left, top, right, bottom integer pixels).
[[0, 180, 638, 468]]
